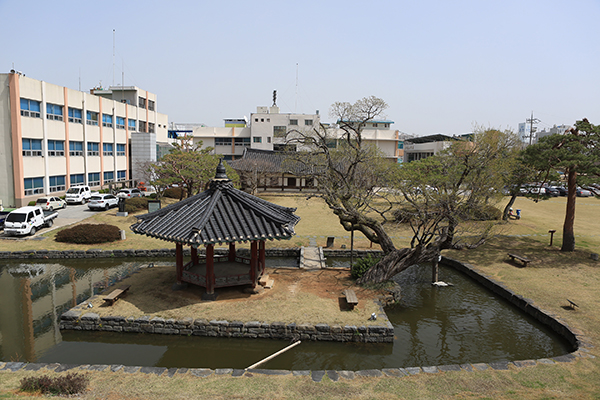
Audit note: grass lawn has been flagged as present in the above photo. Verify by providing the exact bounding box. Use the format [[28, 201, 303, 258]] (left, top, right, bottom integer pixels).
[[1, 194, 600, 399]]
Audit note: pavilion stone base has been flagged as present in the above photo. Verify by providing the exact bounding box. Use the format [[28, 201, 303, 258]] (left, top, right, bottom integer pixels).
[[59, 301, 394, 343], [201, 292, 218, 301]]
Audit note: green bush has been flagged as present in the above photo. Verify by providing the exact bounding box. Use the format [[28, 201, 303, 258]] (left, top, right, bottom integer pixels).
[[351, 254, 381, 280], [55, 223, 121, 244], [460, 204, 502, 221], [20, 373, 89, 396], [28, 200, 36, 206], [163, 187, 184, 199], [124, 197, 149, 213]]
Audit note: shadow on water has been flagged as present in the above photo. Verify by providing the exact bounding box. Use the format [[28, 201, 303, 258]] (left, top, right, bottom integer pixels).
[[0, 257, 572, 370]]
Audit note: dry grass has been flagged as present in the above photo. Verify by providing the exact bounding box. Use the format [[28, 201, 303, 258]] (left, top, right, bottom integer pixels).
[[88, 266, 381, 326], [2, 194, 600, 399]]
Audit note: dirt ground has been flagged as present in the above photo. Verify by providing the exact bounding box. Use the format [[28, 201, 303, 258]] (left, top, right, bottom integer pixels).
[[86, 265, 385, 326]]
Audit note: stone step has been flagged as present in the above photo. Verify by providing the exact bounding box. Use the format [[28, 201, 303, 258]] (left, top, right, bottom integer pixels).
[[264, 279, 274, 289], [259, 274, 270, 286]]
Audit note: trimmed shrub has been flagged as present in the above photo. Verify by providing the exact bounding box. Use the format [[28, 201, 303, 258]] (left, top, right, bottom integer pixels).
[[20, 373, 89, 396], [124, 197, 149, 213], [55, 223, 121, 244], [351, 254, 381, 280], [28, 200, 36, 206], [163, 187, 184, 199]]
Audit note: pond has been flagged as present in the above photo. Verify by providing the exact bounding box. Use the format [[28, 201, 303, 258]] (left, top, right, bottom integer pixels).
[[0, 257, 572, 370]]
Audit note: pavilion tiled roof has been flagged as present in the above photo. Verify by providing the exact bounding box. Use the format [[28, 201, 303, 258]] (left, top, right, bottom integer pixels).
[[130, 161, 300, 246], [228, 148, 318, 175]]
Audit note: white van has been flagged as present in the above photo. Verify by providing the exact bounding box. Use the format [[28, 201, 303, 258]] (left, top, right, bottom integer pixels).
[[65, 185, 92, 204]]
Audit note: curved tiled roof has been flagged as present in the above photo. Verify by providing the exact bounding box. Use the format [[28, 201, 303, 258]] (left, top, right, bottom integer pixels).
[[131, 162, 300, 246]]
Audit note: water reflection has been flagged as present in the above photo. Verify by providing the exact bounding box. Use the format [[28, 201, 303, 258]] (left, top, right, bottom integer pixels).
[[0, 258, 573, 369]]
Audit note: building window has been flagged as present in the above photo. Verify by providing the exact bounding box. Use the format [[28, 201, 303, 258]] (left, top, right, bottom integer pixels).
[[87, 142, 99, 156], [103, 171, 114, 182], [49, 175, 66, 192], [69, 141, 83, 156], [254, 118, 258, 122], [102, 114, 113, 128], [148, 100, 155, 111], [261, 118, 264, 122], [20, 98, 41, 118], [253, 137, 262, 143], [24, 177, 44, 196], [138, 96, 146, 108], [88, 173, 100, 186], [70, 173, 84, 185], [305, 119, 313, 126], [22, 139, 43, 156], [117, 170, 126, 181], [273, 126, 287, 138], [289, 119, 298, 126], [397, 142, 404, 149], [46, 103, 64, 121], [116, 143, 126, 156], [116, 116, 125, 129], [215, 138, 232, 146], [235, 137, 251, 147], [86, 111, 99, 126], [68, 107, 82, 124], [139, 121, 147, 132], [103, 143, 114, 156], [48, 140, 65, 156], [128, 119, 136, 131], [373, 123, 378, 127], [267, 137, 271, 143], [148, 122, 155, 133]]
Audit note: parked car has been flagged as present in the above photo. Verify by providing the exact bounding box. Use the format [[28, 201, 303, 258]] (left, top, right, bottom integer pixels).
[[3, 206, 58, 236], [576, 188, 592, 197], [35, 196, 66, 211], [551, 186, 568, 196], [65, 185, 92, 204], [88, 194, 119, 211], [117, 188, 142, 199], [544, 187, 559, 197]]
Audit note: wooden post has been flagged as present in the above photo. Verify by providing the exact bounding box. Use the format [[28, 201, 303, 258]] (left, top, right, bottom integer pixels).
[[206, 244, 215, 295], [250, 241, 258, 287], [431, 257, 439, 283], [229, 242, 236, 262], [176, 243, 183, 284], [259, 240, 266, 276]]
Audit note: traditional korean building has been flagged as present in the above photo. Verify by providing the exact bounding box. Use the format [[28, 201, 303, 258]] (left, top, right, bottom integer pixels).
[[130, 161, 300, 299]]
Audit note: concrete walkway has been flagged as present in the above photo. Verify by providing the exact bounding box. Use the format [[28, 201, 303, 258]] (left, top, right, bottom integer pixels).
[[300, 246, 325, 269]]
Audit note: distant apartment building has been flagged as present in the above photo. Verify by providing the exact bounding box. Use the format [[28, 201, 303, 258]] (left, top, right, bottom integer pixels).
[[536, 124, 571, 142], [171, 105, 410, 162], [0, 71, 169, 207], [518, 122, 535, 145]]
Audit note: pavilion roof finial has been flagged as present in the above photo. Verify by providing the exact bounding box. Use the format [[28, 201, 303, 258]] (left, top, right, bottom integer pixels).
[[214, 159, 228, 180]]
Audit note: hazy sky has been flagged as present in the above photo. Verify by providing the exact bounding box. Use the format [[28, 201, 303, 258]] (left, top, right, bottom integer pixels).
[[2, 0, 599, 135]]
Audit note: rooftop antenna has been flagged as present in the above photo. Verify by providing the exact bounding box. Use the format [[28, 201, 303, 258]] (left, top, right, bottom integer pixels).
[[272, 90, 277, 106], [112, 29, 115, 87], [79, 67, 81, 91], [295, 63, 298, 113]]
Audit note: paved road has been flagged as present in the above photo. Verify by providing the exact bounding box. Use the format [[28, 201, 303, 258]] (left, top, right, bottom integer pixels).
[[0, 202, 109, 239]]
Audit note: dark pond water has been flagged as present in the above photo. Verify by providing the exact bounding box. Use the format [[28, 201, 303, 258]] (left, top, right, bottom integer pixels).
[[0, 257, 572, 370]]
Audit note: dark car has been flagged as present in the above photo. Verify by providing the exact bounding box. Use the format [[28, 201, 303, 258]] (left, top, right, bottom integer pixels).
[[551, 186, 568, 196], [544, 187, 559, 197]]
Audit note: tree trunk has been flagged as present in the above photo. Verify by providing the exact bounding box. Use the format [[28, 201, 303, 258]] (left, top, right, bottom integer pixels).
[[502, 194, 518, 221], [562, 169, 577, 251]]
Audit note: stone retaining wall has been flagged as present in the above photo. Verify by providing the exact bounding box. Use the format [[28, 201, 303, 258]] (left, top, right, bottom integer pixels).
[[0, 248, 300, 260], [59, 305, 394, 343]]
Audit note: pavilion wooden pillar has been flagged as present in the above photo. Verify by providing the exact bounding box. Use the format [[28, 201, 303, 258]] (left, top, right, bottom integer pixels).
[[175, 243, 183, 284], [250, 241, 258, 287], [259, 240, 266, 276], [205, 244, 215, 295], [228, 242, 236, 262]]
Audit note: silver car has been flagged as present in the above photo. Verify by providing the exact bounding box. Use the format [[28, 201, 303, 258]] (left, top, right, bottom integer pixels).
[[88, 194, 119, 211], [35, 196, 66, 211], [117, 188, 142, 199]]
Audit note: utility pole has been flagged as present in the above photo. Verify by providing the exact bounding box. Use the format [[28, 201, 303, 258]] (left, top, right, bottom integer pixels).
[[526, 111, 540, 146]]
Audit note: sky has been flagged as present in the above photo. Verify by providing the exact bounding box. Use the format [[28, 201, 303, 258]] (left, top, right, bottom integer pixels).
[[2, 0, 599, 136]]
